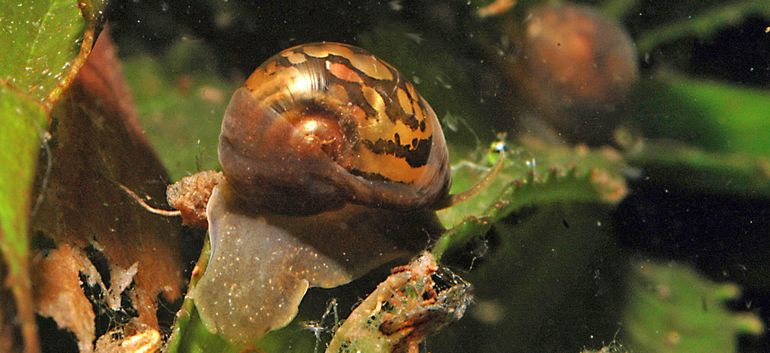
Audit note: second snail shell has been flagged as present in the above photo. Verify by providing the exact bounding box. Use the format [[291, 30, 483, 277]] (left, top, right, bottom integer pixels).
[[219, 42, 451, 215]]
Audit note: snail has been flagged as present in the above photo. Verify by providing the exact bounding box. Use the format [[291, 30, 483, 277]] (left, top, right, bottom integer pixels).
[[219, 42, 452, 215], [156, 42, 500, 345], [506, 4, 638, 144], [162, 42, 496, 226]]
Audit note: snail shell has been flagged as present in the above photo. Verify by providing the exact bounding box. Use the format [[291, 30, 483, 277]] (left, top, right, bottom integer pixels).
[[219, 42, 451, 215]]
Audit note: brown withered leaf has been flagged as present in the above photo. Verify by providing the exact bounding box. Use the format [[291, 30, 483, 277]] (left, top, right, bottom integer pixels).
[[32, 245, 98, 353], [29, 29, 185, 351]]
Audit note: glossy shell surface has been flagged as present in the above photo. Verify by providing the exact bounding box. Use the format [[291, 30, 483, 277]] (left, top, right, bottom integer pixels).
[[219, 42, 450, 214]]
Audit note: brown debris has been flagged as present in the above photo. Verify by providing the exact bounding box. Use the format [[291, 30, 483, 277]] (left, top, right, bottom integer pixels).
[[29, 28, 185, 348], [590, 168, 628, 203], [94, 325, 160, 353], [32, 245, 98, 353], [326, 252, 472, 353], [477, 0, 516, 18], [166, 170, 224, 228]]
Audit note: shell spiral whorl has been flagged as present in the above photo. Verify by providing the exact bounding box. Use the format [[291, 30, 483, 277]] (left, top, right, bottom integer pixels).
[[219, 42, 450, 215]]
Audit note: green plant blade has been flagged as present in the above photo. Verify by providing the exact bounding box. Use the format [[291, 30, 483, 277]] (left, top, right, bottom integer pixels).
[[636, 1, 770, 54], [0, 85, 48, 353], [434, 138, 628, 260], [631, 74, 770, 157], [0, 0, 106, 105], [624, 260, 763, 353], [0, 1, 105, 352], [626, 141, 770, 197]]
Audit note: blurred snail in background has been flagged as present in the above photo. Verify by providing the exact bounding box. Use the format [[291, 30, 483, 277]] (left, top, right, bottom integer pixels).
[[507, 4, 639, 144], [173, 42, 496, 344]]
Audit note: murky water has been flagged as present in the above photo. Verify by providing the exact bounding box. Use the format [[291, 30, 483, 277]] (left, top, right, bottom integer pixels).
[[29, 1, 770, 352]]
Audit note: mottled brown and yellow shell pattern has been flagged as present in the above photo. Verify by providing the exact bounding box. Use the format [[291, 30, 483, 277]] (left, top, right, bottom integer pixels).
[[219, 42, 450, 215]]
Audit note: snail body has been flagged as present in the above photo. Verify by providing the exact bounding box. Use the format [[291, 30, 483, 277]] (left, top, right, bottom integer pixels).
[[192, 43, 458, 344], [194, 184, 442, 344], [220, 42, 451, 215]]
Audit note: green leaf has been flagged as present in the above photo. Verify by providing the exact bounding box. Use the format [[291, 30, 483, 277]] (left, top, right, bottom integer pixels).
[[0, 85, 48, 352], [0, 2, 103, 350], [599, 0, 640, 20], [255, 320, 317, 353], [626, 140, 770, 197], [631, 74, 770, 157], [0, 0, 106, 104], [167, 305, 236, 353], [0, 85, 46, 301], [624, 260, 763, 353], [434, 138, 628, 260], [636, 1, 770, 54]]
